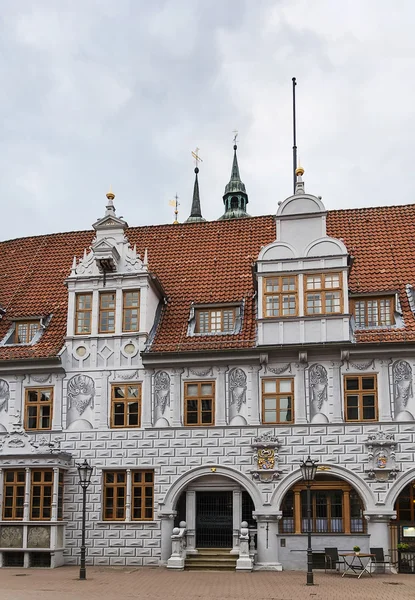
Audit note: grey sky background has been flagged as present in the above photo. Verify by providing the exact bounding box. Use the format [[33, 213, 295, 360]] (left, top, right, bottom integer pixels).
[[1, 0, 414, 241]]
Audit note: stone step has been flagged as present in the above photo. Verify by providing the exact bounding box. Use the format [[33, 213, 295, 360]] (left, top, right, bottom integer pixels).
[[185, 549, 237, 571]]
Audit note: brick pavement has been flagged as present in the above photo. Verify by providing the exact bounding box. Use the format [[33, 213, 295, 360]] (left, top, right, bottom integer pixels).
[[0, 567, 415, 600]]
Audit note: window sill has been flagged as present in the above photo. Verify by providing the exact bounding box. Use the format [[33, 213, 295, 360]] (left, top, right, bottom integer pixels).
[[95, 520, 158, 525]]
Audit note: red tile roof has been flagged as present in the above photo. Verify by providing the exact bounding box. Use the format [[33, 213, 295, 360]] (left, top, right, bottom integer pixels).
[[0, 204, 414, 361]]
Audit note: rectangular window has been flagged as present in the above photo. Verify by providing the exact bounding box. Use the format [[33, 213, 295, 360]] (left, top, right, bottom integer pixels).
[[3, 470, 25, 520], [103, 470, 154, 521], [262, 378, 294, 424], [14, 321, 41, 344], [99, 292, 116, 333], [31, 470, 53, 520], [184, 381, 215, 426], [25, 388, 53, 431], [110, 383, 141, 428], [75, 293, 92, 335], [132, 471, 154, 521], [305, 273, 342, 315], [344, 375, 377, 422], [264, 276, 297, 318], [195, 307, 237, 334], [122, 290, 140, 332], [352, 297, 394, 329]]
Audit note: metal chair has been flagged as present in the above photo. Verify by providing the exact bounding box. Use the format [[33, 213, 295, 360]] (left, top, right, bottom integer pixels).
[[370, 547, 391, 573], [324, 547, 345, 573]]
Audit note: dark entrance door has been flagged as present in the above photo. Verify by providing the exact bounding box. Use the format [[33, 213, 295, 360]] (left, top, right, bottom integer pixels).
[[196, 491, 233, 548]]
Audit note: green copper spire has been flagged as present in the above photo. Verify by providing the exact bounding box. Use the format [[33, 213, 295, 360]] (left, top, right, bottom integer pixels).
[[218, 144, 250, 220], [185, 167, 206, 223]]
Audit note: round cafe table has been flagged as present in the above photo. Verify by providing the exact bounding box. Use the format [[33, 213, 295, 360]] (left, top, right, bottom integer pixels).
[[339, 553, 375, 578]]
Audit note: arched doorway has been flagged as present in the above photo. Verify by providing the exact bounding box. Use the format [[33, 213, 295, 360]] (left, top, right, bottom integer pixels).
[[390, 479, 415, 572]]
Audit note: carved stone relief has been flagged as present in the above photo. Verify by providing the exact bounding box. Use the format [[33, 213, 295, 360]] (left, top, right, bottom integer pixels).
[[0, 379, 9, 415], [364, 430, 399, 480], [66, 374, 95, 430], [392, 360, 414, 421], [309, 364, 329, 424], [0, 526, 23, 548], [229, 368, 247, 425], [27, 526, 51, 548], [250, 432, 280, 482], [154, 371, 171, 427]]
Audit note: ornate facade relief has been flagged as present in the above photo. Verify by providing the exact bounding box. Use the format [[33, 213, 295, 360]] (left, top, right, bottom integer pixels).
[[0, 379, 9, 413], [250, 432, 280, 482], [66, 375, 95, 431], [229, 368, 247, 425], [392, 360, 414, 421], [364, 430, 399, 480], [309, 364, 329, 424], [154, 371, 171, 427]]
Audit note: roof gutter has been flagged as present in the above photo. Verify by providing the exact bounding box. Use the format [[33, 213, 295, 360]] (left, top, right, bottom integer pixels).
[[0, 356, 64, 375]]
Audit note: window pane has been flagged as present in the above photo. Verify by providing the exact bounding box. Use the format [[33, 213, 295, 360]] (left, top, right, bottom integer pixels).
[[325, 291, 341, 313], [264, 398, 276, 410], [201, 411, 212, 424], [266, 296, 279, 316], [306, 276, 321, 290], [114, 386, 125, 399], [201, 383, 213, 396], [186, 412, 198, 424], [128, 386, 139, 398], [266, 278, 280, 292], [28, 390, 38, 403], [363, 406, 375, 420], [362, 377, 375, 390], [201, 399, 212, 411], [346, 378, 359, 391], [307, 293, 322, 314], [282, 295, 296, 315], [264, 410, 276, 423], [325, 274, 340, 288], [186, 400, 198, 411], [347, 407, 359, 420], [347, 395, 358, 407], [279, 380, 292, 393], [282, 277, 296, 291], [264, 380, 277, 393], [279, 396, 291, 410], [186, 384, 198, 397]]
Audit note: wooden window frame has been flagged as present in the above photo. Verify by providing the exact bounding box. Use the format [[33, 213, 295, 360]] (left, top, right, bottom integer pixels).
[[110, 383, 142, 428], [14, 320, 41, 344], [344, 374, 378, 422], [75, 293, 93, 335], [184, 381, 215, 426], [30, 469, 53, 521], [24, 387, 53, 431], [261, 378, 294, 424], [351, 296, 395, 329], [194, 307, 237, 334], [263, 276, 298, 318], [281, 480, 366, 535], [98, 291, 116, 334], [304, 272, 343, 316], [122, 290, 140, 333], [3, 469, 25, 520], [103, 471, 127, 521], [132, 470, 154, 521]]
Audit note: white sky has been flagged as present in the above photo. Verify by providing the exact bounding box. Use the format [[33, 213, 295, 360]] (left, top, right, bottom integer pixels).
[[1, 0, 415, 240]]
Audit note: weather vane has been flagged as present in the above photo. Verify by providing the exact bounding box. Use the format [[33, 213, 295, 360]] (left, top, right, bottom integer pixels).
[[191, 147, 203, 168], [169, 193, 180, 224], [232, 130, 238, 144]]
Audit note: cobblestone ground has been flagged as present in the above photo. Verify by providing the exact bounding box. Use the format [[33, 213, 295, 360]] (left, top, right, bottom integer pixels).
[[1, 567, 415, 600]]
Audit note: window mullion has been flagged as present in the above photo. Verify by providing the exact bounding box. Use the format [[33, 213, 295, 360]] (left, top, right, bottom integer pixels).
[[24, 467, 30, 521], [125, 469, 131, 522], [51, 468, 58, 522]]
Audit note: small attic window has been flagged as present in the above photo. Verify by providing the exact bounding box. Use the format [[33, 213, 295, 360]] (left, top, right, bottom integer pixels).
[[188, 304, 243, 336], [1, 317, 49, 347], [350, 296, 395, 329]]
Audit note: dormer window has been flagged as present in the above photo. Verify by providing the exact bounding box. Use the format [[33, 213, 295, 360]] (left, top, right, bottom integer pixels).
[[15, 320, 41, 344], [264, 276, 297, 318], [305, 273, 342, 315], [351, 296, 394, 329], [196, 307, 236, 334]]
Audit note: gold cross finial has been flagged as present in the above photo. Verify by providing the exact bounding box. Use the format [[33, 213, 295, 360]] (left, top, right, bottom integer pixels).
[[191, 147, 203, 168], [232, 130, 238, 144], [169, 193, 180, 224]]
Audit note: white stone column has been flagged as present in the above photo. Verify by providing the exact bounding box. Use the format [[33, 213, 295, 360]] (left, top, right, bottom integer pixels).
[[142, 369, 153, 428], [125, 469, 132, 521], [185, 490, 197, 554], [52, 374, 64, 431], [378, 360, 392, 421], [99, 371, 111, 428], [160, 513, 176, 563], [367, 515, 391, 557], [215, 366, 227, 426], [231, 489, 242, 553], [23, 468, 31, 521], [248, 366, 261, 425], [254, 514, 282, 570], [51, 467, 59, 521], [331, 361, 343, 423], [171, 369, 184, 427], [0, 469, 3, 518], [295, 364, 308, 424]]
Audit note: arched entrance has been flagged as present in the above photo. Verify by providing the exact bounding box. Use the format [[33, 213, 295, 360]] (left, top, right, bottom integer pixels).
[[389, 479, 415, 572]]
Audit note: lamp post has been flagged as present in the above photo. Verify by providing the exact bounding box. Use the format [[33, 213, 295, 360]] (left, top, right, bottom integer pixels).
[[77, 459, 93, 580], [300, 456, 318, 586]]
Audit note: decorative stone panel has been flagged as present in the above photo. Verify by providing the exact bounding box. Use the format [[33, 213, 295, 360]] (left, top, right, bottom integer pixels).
[[0, 526, 23, 548], [364, 430, 399, 480], [250, 432, 280, 482], [28, 526, 51, 548]]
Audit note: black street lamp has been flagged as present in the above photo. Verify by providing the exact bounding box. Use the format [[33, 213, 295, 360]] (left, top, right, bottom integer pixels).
[[77, 459, 93, 580], [300, 456, 318, 586]]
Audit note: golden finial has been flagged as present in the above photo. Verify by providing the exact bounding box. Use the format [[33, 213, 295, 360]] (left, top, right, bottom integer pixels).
[[106, 184, 115, 201], [295, 160, 304, 177]]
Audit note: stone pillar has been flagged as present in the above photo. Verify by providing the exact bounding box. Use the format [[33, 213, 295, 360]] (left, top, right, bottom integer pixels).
[[367, 515, 391, 554], [52, 374, 64, 431], [23, 468, 31, 521], [331, 361, 343, 423], [248, 366, 261, 425], [254, 514, 282, 570], [231, 489, 242, 553], [295, 364, 307, 424], [51, 467, 59, 521], [185, 490, 197, 553], [142, 369, 153, 428], [160, 513, 176, 563], [379, 360, 392, 421], [99, 371, 111, 429], [171, 369, 184, 427], [125, 469, 132, 521], [0, 469, 3, 518], [215, 366, 227, 426]]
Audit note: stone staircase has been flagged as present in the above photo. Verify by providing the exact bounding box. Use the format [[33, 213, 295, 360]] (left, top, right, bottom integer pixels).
[[185, 548, 237, 571]]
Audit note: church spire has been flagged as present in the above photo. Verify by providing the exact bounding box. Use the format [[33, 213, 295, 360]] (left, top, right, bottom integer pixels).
[[218, 142, 250, 220], [185, 167, 206, 223]]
